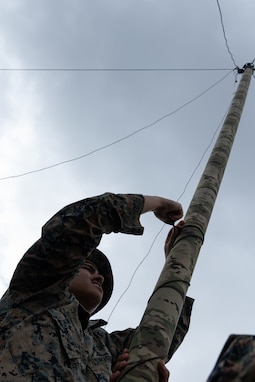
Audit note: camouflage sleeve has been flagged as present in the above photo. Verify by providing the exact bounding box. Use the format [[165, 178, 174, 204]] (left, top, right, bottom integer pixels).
[[108, 328, 136, 366], [167, 296, 194, 361], [10, 193, 144, 295], [207, 334, 255, 381]]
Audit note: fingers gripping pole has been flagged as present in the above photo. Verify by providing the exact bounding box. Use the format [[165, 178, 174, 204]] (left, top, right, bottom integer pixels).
[[118, 66, 253, 382]]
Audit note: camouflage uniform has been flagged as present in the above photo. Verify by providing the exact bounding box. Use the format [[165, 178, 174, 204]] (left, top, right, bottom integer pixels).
[[207, 334, 255, 381], [0, 193, 193, 381]]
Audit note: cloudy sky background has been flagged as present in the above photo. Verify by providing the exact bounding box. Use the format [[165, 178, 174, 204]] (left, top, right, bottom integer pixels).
[[0, 1, 255, 380]]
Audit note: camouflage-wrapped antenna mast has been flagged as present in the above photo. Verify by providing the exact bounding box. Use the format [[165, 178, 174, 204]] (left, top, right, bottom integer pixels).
[[119, 64, 254, 382]]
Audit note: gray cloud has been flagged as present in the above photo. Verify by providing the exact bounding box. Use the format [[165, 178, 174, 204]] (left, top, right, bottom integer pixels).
[[0, 1, 254, 381]]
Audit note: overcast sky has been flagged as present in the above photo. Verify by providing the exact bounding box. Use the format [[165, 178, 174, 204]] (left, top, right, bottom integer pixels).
[[0, 1, 255, 381]]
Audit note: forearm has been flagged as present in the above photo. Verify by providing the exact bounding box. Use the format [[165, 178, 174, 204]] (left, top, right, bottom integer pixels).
[[142, 196, 166, 213]]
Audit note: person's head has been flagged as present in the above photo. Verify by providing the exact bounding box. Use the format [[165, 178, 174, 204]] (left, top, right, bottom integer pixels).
[[69, 249, 113, 315]]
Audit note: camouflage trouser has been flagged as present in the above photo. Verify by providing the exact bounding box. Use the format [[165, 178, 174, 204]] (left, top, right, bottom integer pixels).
[[207, 334, 255, 381]]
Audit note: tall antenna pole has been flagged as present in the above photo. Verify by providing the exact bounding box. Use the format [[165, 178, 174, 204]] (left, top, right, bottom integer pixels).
[[119, 63, 254, 382]]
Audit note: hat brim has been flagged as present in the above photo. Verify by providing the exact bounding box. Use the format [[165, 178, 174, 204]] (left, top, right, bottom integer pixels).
[[87, 249, 113, 314]]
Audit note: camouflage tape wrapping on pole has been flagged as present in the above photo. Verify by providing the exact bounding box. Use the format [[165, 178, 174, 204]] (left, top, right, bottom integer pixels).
[[118, 64, 254, 382]]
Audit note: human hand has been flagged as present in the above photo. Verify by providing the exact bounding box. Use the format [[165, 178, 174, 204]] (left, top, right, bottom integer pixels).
[[143, 196, 183, 225], [110, 349, 170, 382], [110, 348, 129, 382], [153, 198, 183, 225], [158, 360, 170, 382], [164, 221, 185, 256]]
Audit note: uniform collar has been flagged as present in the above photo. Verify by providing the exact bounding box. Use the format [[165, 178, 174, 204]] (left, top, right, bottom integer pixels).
[[78, 304, 107, 330]]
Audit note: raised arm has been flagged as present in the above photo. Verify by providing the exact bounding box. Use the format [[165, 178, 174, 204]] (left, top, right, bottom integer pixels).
[[142, 196, 183, 224], [9, 193, 182, 300]]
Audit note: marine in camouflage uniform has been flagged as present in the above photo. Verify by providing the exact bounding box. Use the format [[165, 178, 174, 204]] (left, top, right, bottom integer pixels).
[[0, 193, 193, 381]]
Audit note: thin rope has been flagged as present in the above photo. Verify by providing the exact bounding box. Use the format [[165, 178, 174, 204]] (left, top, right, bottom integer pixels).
[[216, 0, 238, 67], [0, 70, 233, 181], [0, 67, 233, 72]]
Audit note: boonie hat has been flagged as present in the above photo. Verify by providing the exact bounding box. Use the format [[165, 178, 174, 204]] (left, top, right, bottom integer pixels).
[[87, 249, 113, 314]]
